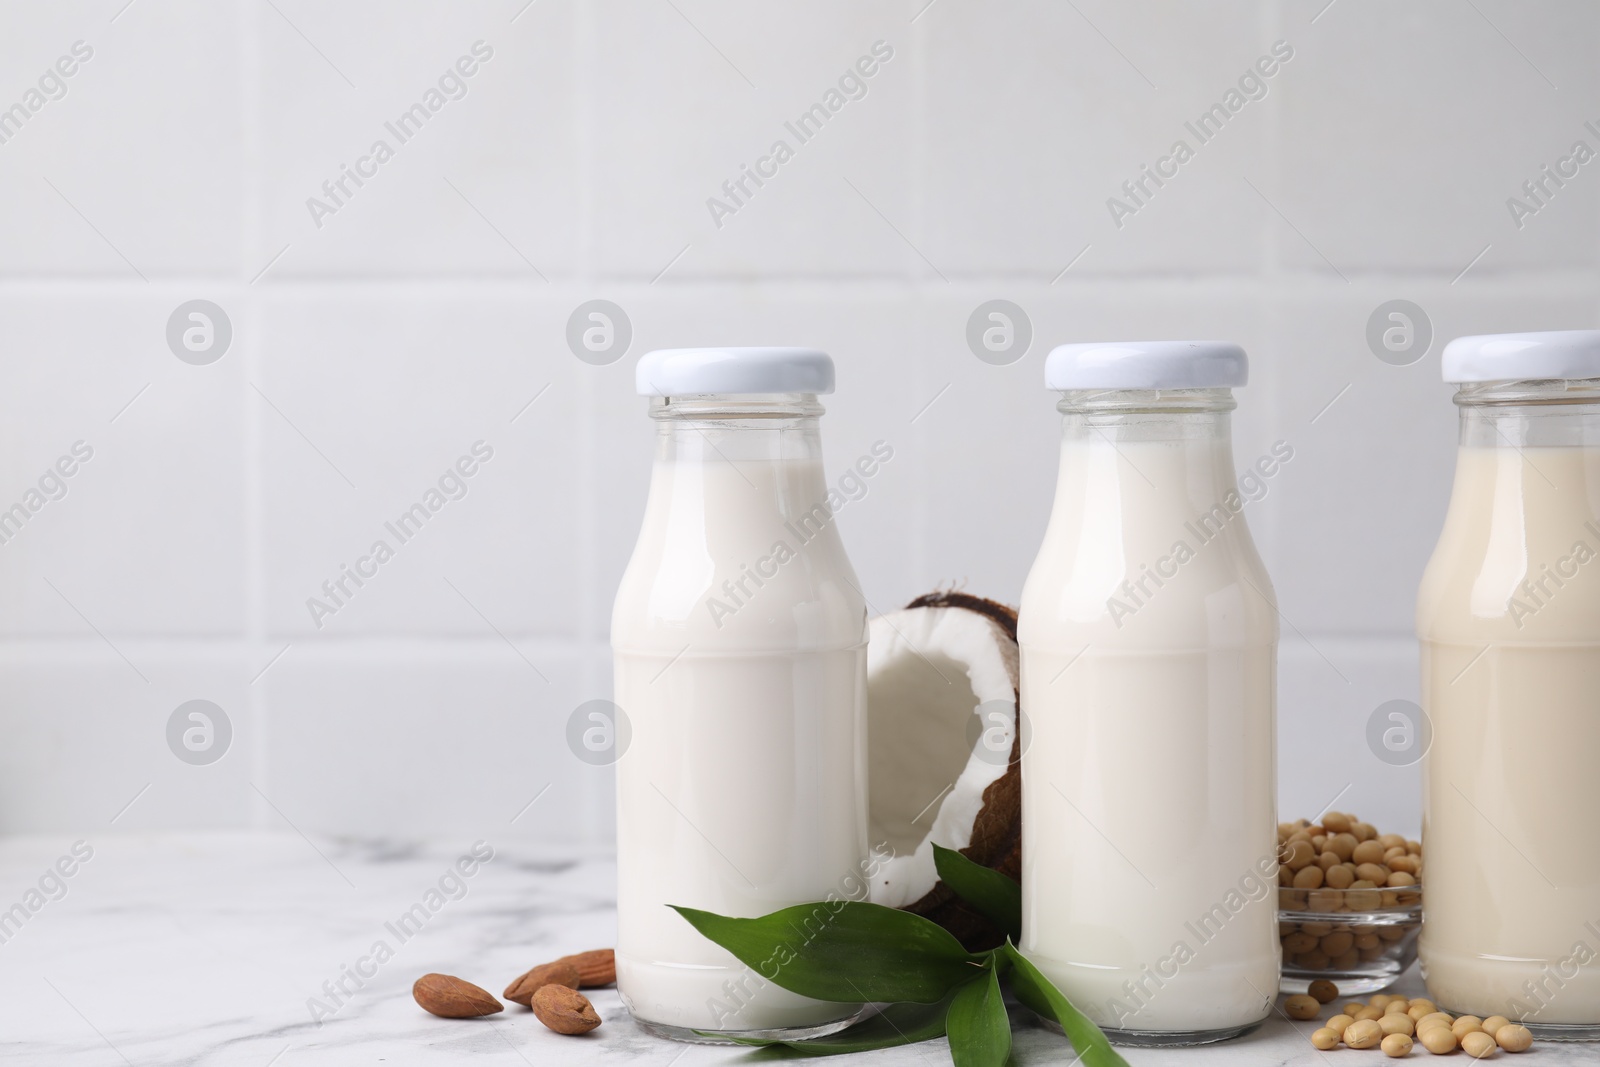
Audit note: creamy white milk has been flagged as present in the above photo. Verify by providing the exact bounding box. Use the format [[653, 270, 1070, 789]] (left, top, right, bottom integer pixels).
[[1020, 417, 1281, 1039], [1418, 445, 1600, 1026], [612, 423, 868, 1036]]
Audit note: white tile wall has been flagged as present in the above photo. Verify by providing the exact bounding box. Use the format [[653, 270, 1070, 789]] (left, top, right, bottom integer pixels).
[[0, 291, 249, 637], [2, 0, 1597, 843], [1273, 0, 1600, 275], [256, 291, 585, 638], [921, 0, 1272, 278], [0, 1, 245, 278], [259, 1, 582, 279]]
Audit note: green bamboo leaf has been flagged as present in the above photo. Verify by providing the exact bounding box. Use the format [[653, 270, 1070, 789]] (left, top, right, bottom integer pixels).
[[671, 901, 983, 1004], [1001, 942, 1128, 1067], [714, 996, 954, 1057], [932, 844, 1022, 941], [946, 958, 1011, 1067]]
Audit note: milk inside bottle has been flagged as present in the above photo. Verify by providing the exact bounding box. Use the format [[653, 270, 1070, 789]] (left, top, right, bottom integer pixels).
[[1418, 331, 1600, 1038], [1018, 341, 1281, 1046], [611, 347, 868, 1041]]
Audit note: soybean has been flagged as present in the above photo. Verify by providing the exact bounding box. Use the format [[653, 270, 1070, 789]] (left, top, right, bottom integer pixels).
[[1308, 979, 1339, 1004], [1419, 1026, 1458, 1054], [1285, 994, 1320, 1020], [1345, 1018, 1384, 1049], [1496, 1024, 1533, 1052], [1381, 1033, 1414, 1057]]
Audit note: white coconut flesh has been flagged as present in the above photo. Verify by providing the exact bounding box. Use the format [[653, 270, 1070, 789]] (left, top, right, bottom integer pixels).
[[866, 605, 1019, 909]]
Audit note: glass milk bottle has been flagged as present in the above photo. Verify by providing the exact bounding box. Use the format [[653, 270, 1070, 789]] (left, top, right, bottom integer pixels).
[[1018, 342, 1281, 1046], [1418, 331, 1600, 1038], [611, 348, 868, 1041]]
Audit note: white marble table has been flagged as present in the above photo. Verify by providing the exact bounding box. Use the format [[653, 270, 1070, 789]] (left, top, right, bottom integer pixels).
[[0, 833, 1586, 1065]]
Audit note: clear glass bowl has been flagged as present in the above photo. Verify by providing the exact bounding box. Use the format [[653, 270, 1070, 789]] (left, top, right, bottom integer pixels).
[[1278, 884, 1422, 995]]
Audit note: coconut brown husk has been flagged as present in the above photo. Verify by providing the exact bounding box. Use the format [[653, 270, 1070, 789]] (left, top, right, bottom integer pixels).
[[898, 591, 1022, 952]]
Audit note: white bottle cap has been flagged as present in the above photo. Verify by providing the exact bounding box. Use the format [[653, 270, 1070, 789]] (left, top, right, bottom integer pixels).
[[1441, 330, 1600, 383], [1044, 340, 1248, 390], [635, 347, 834, 397]]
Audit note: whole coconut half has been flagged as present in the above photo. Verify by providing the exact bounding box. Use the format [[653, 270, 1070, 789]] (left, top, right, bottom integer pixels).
[[866, 591, 1021, 950]]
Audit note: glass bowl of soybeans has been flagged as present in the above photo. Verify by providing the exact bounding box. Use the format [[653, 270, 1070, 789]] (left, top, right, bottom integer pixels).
[[1276, 812, 1423, 995]]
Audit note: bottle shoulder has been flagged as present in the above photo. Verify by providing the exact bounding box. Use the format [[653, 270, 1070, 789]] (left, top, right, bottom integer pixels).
[[1416, 521, 1600, 641], [1416, 450, 1600, 641], [611, 521, 867, 651], [1020, 526, 1278, 647]]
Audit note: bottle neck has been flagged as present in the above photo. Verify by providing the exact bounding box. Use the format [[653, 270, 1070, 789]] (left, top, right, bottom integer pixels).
[[1057, 388, 1236, 450], [1051, 389, 1241, 516], [639, 393, 844, 575], [1455, 379, 1600, 449], [652, 393, 826, 468], [651, 393, 825, 421]]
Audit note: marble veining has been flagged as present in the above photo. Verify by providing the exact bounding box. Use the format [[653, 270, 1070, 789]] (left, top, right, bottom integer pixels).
[[0, 834, 1586, 1065]]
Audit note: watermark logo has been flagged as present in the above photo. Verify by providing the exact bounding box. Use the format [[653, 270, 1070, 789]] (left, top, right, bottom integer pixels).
[[707, 843, 894, 1027], [0, 440, 93, 548], [567, 699, 631, 766], [307, 840, 495, 1025], [705, 40, 895, 229], [566, 300, 632, 366], [167, 700, 232, 766], [307, 441, 495, 629], [1501, 917, 1600, 1022], [1508, 519, 1600, 628], [1106, 40, 1294, 229], [305, 41, 494, 230], [1092, 850, 1279, 1029], [1108, 441, 1294, 627], [1506, 121, 1600, 231], [1365, 300, 1431, 366], [966, 700, 1029, 766], [0, 840, 93, 948], [702, 442, 894, 629], [1366, 698, 1431, 767], [0, 40, 94, 149], [965, 300, 1031, 365], [166, 300, 232, 365]]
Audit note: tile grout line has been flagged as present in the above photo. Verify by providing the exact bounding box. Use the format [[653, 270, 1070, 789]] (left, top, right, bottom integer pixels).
[[1260, 0, 1283, 283], [576, 366, 607, 843], [241, 0, 271, 830], [573, 0, 607, 845], [908, 0, 929, 290], [5, 272, 1600, 299], [1259, 0, 1284, 570], [909, 0, 931, 585], [0, 636, 613, 653], [574, 0, 597, 285]]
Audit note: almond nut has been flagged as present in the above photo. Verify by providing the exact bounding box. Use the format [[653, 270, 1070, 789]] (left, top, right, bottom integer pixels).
[[555, 948, 615, 988], [531, 984, 601, 1035], [413, 973, 503, 1018], [504, 959, 580, 1006]]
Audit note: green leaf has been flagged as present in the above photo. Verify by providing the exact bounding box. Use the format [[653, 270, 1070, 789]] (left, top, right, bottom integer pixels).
[[1000, 942, 1128, 1067], [932, 844, 1022, 941], [946, 958, 1011, 1067], [712, 996, 953, 1057], [671, 901, 984, 1004]]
